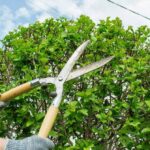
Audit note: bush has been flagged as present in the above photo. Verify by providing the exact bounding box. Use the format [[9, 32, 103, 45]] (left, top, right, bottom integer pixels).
[[0, 15, 150, 149]]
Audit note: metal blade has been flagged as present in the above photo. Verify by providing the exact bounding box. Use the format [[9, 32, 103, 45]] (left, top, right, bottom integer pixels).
[[42, 56, 114, 84], [56, 40, 90, 83], [67, 56, 114, 81], [39, 77, 56, 85]]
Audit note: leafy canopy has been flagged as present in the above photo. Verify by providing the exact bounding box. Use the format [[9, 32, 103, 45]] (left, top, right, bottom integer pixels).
[[0, 15, 150, 150]]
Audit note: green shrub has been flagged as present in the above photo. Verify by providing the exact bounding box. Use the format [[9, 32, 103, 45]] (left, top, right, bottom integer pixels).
[[0, 15, 150, 149]]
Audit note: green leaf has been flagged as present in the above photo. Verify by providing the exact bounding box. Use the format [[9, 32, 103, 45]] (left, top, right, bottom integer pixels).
[[122, 102, 129, 108], [141, 128, 150, 134], [128, 120, 140, 128], [40, 57, 48, 63], [25, 120, 34, 127], [49, 130, 59, 137], [96, 113, 107, 123], [68, 101, 78, 112], [79, 109, 88, 116], [145, 100, 150, 107], [35, 113, 45, 121]]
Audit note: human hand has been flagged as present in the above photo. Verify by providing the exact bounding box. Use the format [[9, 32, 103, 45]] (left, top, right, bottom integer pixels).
[[5, 135, 54, 150]]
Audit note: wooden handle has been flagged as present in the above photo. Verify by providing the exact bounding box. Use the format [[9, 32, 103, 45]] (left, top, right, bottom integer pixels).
[[38, 105, 59, 138], [0, 82, 32, 102]]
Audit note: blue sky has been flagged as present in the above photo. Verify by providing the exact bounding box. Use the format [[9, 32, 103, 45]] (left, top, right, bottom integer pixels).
[[0, 0, 150, 41]]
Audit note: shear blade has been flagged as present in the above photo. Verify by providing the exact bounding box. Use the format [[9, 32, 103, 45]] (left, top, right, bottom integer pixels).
[[42, 56, 114, 84], [56, 40, 90, 83], [67, 56, 114, 81]]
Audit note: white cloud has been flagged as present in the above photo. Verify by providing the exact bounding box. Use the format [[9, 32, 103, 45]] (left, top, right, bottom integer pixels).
[[36, 12, 52, 22], [0, 5, 30, 41], [0, 5, 15, 39], [134, 0, 150, 15], [26, 0, 82, 18], [26, 0, 150, 28], [15, 7, 30, 18], [81, 0, 107, 22], [27, 0, 50, 12], [105, 0, 150, 27], [23, 23, 30, 27], [1, 0, 150, 41]]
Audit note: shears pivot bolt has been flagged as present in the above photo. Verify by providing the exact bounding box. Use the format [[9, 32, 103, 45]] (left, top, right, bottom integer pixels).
[[58, 77, 63, 81]]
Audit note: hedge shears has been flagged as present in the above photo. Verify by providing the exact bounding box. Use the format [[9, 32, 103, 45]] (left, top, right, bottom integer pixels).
[[0, 40, 114, 138]]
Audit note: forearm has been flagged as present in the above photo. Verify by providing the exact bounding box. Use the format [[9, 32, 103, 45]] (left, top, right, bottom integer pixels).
[[0, 138, 7, 150]]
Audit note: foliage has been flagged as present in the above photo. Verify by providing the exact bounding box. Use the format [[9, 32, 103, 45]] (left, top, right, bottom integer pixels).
[[0, 16, 150, 150]]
